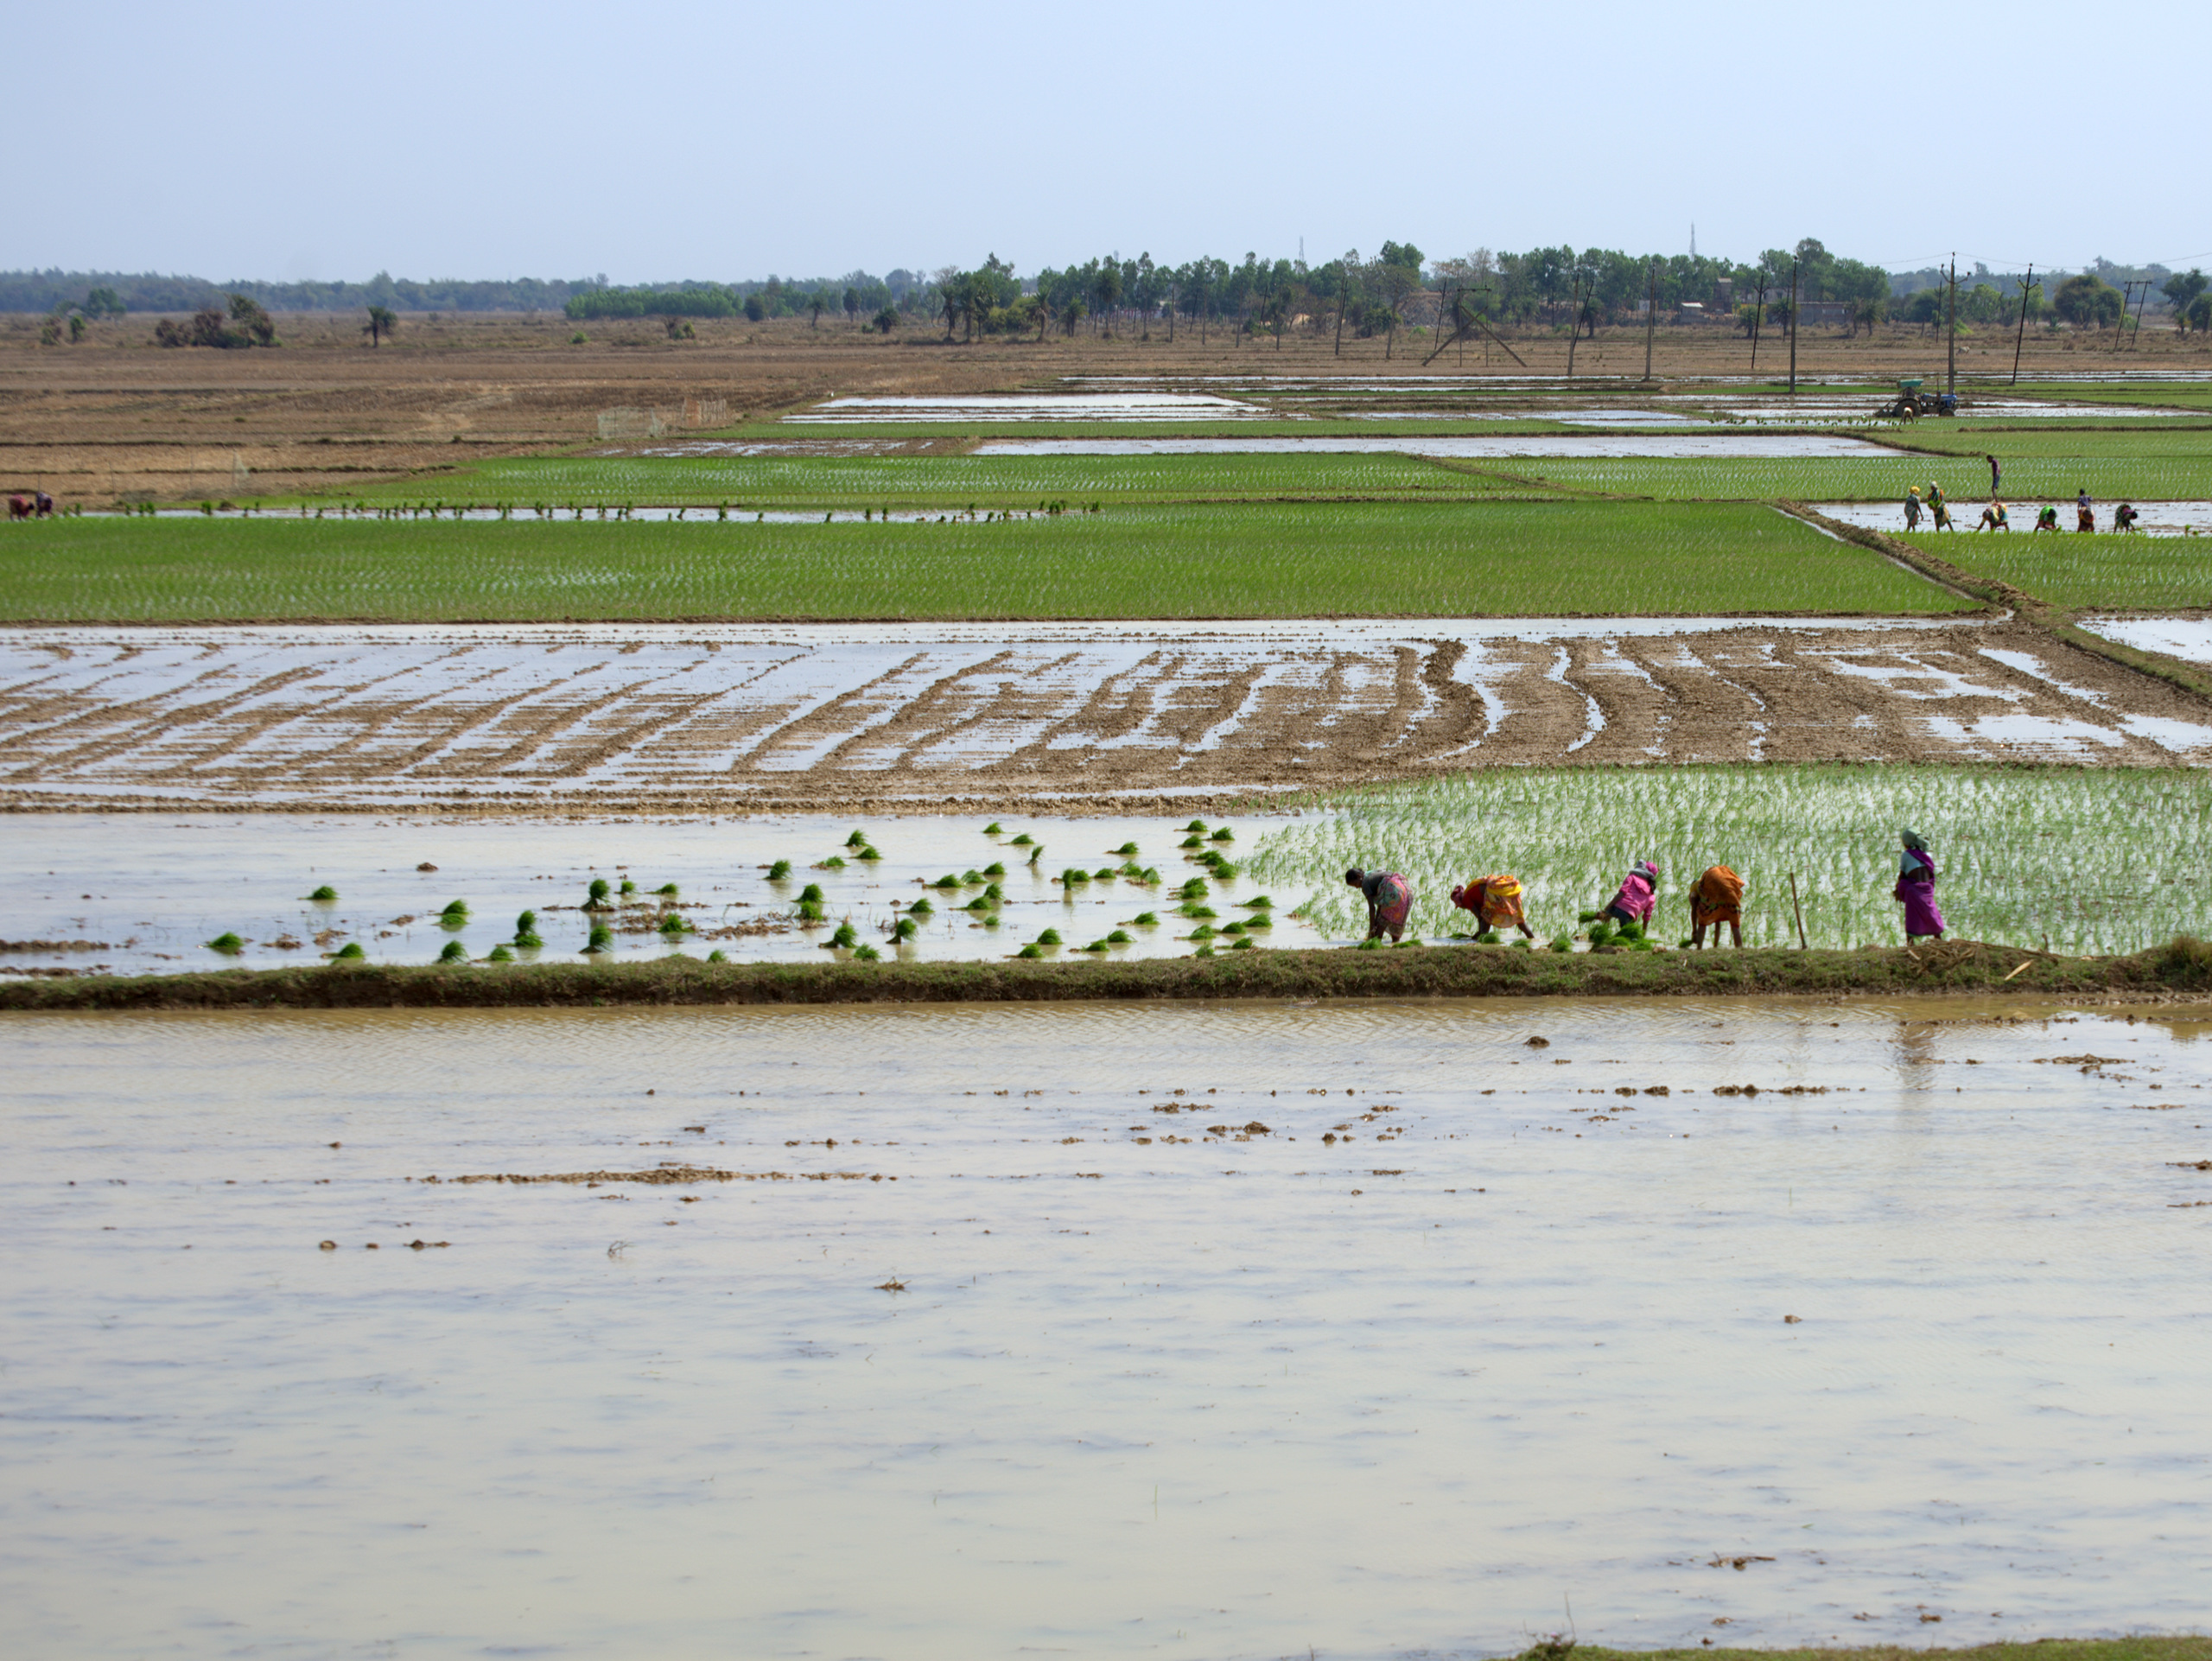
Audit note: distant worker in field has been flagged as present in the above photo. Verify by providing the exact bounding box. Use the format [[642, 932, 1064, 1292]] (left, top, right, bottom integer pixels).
[[1986, 454, 2001, 496], [1976, 500, 2011, 531], [2115, 502, 2140, 533], [2034, 505, 2063, 532], [1927, 482, 1955, 531], [34, 491, 54, 518], [1600, 860, 1659, 930], [1688, 865, 1745, 950], [1893, 830, 1945, 943], [1904, 487, 1923, 531], [1450, 873, 1535, 942], [2076, 487, 2095, 532], [1344, 866, 1414, 944]]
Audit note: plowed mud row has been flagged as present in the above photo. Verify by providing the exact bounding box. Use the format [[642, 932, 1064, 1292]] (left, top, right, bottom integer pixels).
[[1, 620, 2205, 812]]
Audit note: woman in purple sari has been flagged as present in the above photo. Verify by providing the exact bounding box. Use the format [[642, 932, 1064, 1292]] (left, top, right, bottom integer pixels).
[[1893, 829, 1945, 941]]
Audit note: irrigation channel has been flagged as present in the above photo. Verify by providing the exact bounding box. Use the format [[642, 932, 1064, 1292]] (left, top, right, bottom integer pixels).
[[6, 998, 2209, 1657]]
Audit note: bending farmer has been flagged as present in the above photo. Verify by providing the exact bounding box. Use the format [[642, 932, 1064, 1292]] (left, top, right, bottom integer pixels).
[[1450, 873, 1535, 941], [1345, 866, 1414, 943], [1689, 865, 1745, 949]]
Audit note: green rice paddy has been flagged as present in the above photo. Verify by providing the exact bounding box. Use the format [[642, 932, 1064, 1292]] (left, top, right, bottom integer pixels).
[[1910, 532, 2212, 611], [0, 502, 1953, 622], [1473, 449, 2212, 504], [1247, 766, 2212, 955]]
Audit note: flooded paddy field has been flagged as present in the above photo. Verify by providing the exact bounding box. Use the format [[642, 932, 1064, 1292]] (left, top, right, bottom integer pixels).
[[0, 809, 1317, 977], [5, 997, 2211, 1658], [1820, 501, 2212, 538], [4, 616, 2206, 820], [969, 434, 1891, 459]]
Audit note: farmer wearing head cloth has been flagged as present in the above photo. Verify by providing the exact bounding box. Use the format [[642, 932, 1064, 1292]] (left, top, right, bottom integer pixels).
[[1689, 864, 1745, 949], [1893, 829, 1946, 941], [1451, 873, 1535, 941], [1344, 866, 1414, 943], [1603, 860, 1659, 929]]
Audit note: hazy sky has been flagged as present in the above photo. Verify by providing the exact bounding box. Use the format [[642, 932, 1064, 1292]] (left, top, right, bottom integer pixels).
[[8, 0, 2206, 284]]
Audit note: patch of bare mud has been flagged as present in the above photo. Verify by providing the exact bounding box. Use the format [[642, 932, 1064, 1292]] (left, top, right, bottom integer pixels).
[[0, 619, 2206, 813]]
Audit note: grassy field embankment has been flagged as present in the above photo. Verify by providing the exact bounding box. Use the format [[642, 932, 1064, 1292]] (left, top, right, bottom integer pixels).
[[0, 501, 1955, 622], [6, 936, 2210, 1012]]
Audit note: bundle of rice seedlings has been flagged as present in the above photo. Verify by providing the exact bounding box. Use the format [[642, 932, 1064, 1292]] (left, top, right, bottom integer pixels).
[[658, 913, 690, 935], [767, 860, 793, 881], [437, 941, 468, 964], [1036, 928, 1062, 945], [1239, 895, 1273, 909], [207, 932, 245, 954], [486, 945, 516, 963], [439, 900, 470, 926], [963, 894, 993, 913], [820, 856, 847, 870], [845, 829, 869, 848], [1548, 934, 1573, 952], [1092, 867, 1118, 881], [1188, 924, 1217, 940], [1027, 846, 1044, 867], [1178, 902, 1217, 920], [1106, 930, 1132, 944], [1009, 833, 1034, 845], [1178, 877, 1210, 900], [1185, 819, 1207, 832], [797, 901, 826, 923], [984, 822, 1004, 835], [617, 880, 636, 897], [1219, 920, 1246, 936], [308, 885, 339, 901], [982, 862, 1006, 876], [1081, 939, 1109, 953], [960, 869, 983, 885], [1132, 912, 1159, 926], [1061, 868, 1090, 886], [1192, 945, 1216, 958], [909, 897, 934, 919], [586, 925, 614, 952], [1210, 828, 1235, 843], [1016, 943, 1044, 959], [853, 944, 881, 962], [857, 844, 884, 862], [826, 922, 859, 949], [707, 949, 728, 963], [931, 873, 963, 889], [586, 878, 613, 910], [890, 917, 918, 943], [1180, 835, 1205, 850], [654, 882, 679, 897], [799, 884, 826, 905], [1231, 937, 1255, 950], [330, 941, 365, 960], [1112, 842, 1140, 856], [1475, 929, 1500, 945]]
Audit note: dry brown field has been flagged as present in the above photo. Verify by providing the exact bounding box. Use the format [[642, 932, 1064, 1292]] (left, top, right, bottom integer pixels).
[[3, 309, 2204, 505]]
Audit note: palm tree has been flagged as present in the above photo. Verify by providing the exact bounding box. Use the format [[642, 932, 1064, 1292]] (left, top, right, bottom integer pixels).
[[363, 305, 397, 347]]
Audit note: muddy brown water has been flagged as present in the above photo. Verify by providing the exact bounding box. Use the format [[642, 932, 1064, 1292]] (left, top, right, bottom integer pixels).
[[6, 996, 2210, 1658]]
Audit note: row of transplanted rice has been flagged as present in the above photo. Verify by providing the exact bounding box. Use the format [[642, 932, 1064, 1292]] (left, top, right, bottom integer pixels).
[[1465, 448, 2212, 504], [353, 452, 1548, 507], [1896, 534, 2212, 610], [0, 504, 1960, 623], [1244, 765, 2212, 955]]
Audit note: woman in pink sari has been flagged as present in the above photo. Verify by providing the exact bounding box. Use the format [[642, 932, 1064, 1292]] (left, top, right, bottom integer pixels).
[[1893, 830, 1945, 941], [1345, 866, 1414, 942]]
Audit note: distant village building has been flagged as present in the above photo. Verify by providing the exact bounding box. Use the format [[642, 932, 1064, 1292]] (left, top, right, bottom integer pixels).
[[1795, 300, 1856, 328], [1713, 277, 1734, 311]]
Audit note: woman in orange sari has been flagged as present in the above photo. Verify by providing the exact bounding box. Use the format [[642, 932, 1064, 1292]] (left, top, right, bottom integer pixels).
[[1450, 873, 1535, 941], [1688, 865, 1744, 949]]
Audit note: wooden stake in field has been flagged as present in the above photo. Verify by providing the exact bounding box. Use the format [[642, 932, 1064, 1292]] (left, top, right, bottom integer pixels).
[[1643, 258, 1657, 382], [2010, 264, 2034, 385], [1786, 259, 1799, 393], [1945, 254, 1957, 396], [1789, 873, 1808, 951]]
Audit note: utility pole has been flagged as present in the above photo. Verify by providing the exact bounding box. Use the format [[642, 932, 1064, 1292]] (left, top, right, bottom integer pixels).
[[1566, 270, 1588, 379], [2010, 264, 2034, 385], [1945, 254, 1957, 396], [2113, 279, 2139, 351], [1643, 258, 1657, 382], [1787, 258, 1800, 394], [1333, 261, 1348, 358], [1751, 276, 1768, 373]]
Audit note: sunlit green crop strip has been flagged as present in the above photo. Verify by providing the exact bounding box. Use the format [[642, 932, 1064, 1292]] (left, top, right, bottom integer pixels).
[[1491, 451, 2212, 502], [0, 503, 1958, 622], [329, 452, 1546, 508], [1910, 534, 2212, 609], [1247, 766, 2212, 956]]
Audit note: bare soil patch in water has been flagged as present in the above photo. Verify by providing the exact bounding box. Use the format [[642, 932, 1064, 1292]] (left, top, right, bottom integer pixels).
[[3, 617, 2203, 815]]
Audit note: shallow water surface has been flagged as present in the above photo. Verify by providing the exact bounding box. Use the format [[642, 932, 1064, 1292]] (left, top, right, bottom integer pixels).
[[4, 998, 2210, 1658]]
